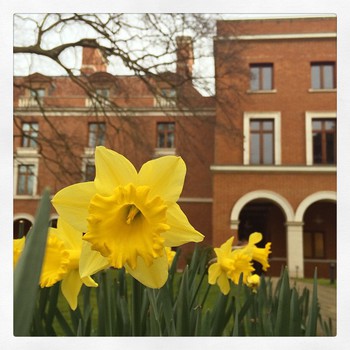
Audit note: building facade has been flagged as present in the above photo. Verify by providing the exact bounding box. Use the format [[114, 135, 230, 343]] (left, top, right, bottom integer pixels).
[[13, 38, 215, 262], [213, 16, 336, 278], [13, 16, 337, 278]]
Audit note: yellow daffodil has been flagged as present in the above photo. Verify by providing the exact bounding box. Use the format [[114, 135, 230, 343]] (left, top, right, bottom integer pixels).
[[240, 232, 272, 271], [40, 218, 98, 310], [246, 274, 260, 293], [208, 237, 254, 295], [13, 236, 25, 267], [52, 146, 204, 289], [165, 247, 176, 268]]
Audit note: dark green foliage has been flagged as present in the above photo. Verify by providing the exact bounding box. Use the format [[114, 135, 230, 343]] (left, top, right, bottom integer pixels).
[[14, 189, 51, 336], [14, 203, 333, 336]]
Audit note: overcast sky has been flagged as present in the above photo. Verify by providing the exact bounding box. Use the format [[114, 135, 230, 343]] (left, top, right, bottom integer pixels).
[[14, 13, 330, 96]]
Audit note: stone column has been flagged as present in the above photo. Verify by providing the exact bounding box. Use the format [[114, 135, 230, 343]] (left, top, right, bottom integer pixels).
[[230, 219, 240, 242], [286, 221, 304, 278]]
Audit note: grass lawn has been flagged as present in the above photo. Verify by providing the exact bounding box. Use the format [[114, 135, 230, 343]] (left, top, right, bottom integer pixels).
[[291, 278, 337, 288]]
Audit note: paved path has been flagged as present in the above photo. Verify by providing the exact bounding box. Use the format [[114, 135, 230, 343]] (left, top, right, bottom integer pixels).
[[290, 279, 336, 335], [269, 277, 336, 335]]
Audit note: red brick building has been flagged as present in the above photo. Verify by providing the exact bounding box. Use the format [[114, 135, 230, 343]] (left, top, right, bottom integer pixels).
[[213, 15, 336, 278], [14, 16, 336, 278], [13, 38, 216, 262]]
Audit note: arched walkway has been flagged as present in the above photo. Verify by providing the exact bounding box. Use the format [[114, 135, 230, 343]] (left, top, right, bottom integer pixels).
[[13, 213, 34, 238], [296, 191, 336, 278], [295, 191, 336, 222], [230, 190, 294, 226], [230, 190, 295, 276]]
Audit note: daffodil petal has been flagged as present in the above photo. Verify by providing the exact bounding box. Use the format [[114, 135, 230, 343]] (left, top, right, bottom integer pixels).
[[61, 270, 82, 310], [13, 237, 26, 267], [208, 263, 221, 284], [82, 275, 98, 288], [248, 232, 263, 245], [162, 204, 204, 246], [52, 182, 96, 232], [217, 273, 230, 295], [137, 155, 186, 203], [79, 241, 110, 278], [55, 218, 83, 250], [94, 146, 138, 195], [220, 236, 234, 254], [125, 254, 168, 289]]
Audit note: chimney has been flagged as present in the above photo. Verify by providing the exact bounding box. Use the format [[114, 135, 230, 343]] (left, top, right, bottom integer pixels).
[[81, 47, 108, 75], [176, 36, 194, 80]]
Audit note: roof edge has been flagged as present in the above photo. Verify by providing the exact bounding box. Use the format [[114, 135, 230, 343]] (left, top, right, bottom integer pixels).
[[217, 14, 336, 22]]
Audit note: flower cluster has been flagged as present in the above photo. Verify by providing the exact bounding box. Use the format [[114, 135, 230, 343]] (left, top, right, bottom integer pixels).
[[208, 233, 272, 294], [14, 146, 203, 309]]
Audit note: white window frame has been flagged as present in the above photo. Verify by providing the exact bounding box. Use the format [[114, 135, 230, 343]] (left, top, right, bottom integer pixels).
[[14, 149, 40, 198], [305, 111, 337, 165], [82, 148, 96, 181], [243, 112, 281, 165]]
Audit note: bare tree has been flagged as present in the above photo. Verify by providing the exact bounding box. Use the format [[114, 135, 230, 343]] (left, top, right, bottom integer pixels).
[[13, 13, 248, 189]]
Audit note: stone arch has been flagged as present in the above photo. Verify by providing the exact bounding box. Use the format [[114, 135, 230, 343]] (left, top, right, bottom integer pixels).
[[295, 191, 336, 222], [230, 190, 294, 225], [13, 213, 34, 238], [49, 214, 59, 228], [13, 213, 35, 223]]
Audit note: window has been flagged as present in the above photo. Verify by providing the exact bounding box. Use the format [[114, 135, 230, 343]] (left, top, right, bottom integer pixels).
[[88, 123, 106, 148], [14, 218, 32, 238], [17, 164, 35, 195], [96, 88, 110, 99], [86, 88, 110, 107], [249, 119, 274, 164], [155, 88, 177, 107], [85, 164, 96, 181], [250, 64, 273, 91], [49, 218, 58, 228], [304, 231, 325, 258], [30, 88, 45, 99], [311, 63, 336, 89], [157, 122, 175, 148], [243, 112, 281, 165], [22, 122, 39, 147], [312, 119, 336, 164], [305, 112, 336, 165]]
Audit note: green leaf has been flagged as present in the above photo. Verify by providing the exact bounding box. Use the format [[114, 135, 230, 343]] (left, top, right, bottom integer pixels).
[[175, 266, 190, 336], [289, 288, 302, 335], [305, 268, 319, 336], [210, 292, 232, 336], [14, 189, 51, 336], [131, 278, 144, 335], [274, 267, 291, 335]]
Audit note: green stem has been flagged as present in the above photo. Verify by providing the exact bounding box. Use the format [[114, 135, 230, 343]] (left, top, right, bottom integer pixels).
[[131, 278, 143, 336]]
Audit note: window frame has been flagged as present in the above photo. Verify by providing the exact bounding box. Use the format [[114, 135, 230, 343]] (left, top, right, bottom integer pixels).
[[305, 112, 337, 165], [21, 122, 39, 148], [249, 119, 275, 165], [29, 88, 45, 98], [155, 88, 177, 107], [156, 122, 175, 149], [84, 163, 96, 181], [310, 62, 336, 90], [81, 148, 96, 181], [249, 63, 274, 91], [14, 159, 39, 197], [243, 112, 281, 165], [17, 164, 35, 195], [88, 122, 106, 148], [303, 231, 326, 259]]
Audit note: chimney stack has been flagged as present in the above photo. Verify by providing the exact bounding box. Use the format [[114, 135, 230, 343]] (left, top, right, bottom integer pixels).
[[176, 36, 194, 80], [81, 47, 108, 75]]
